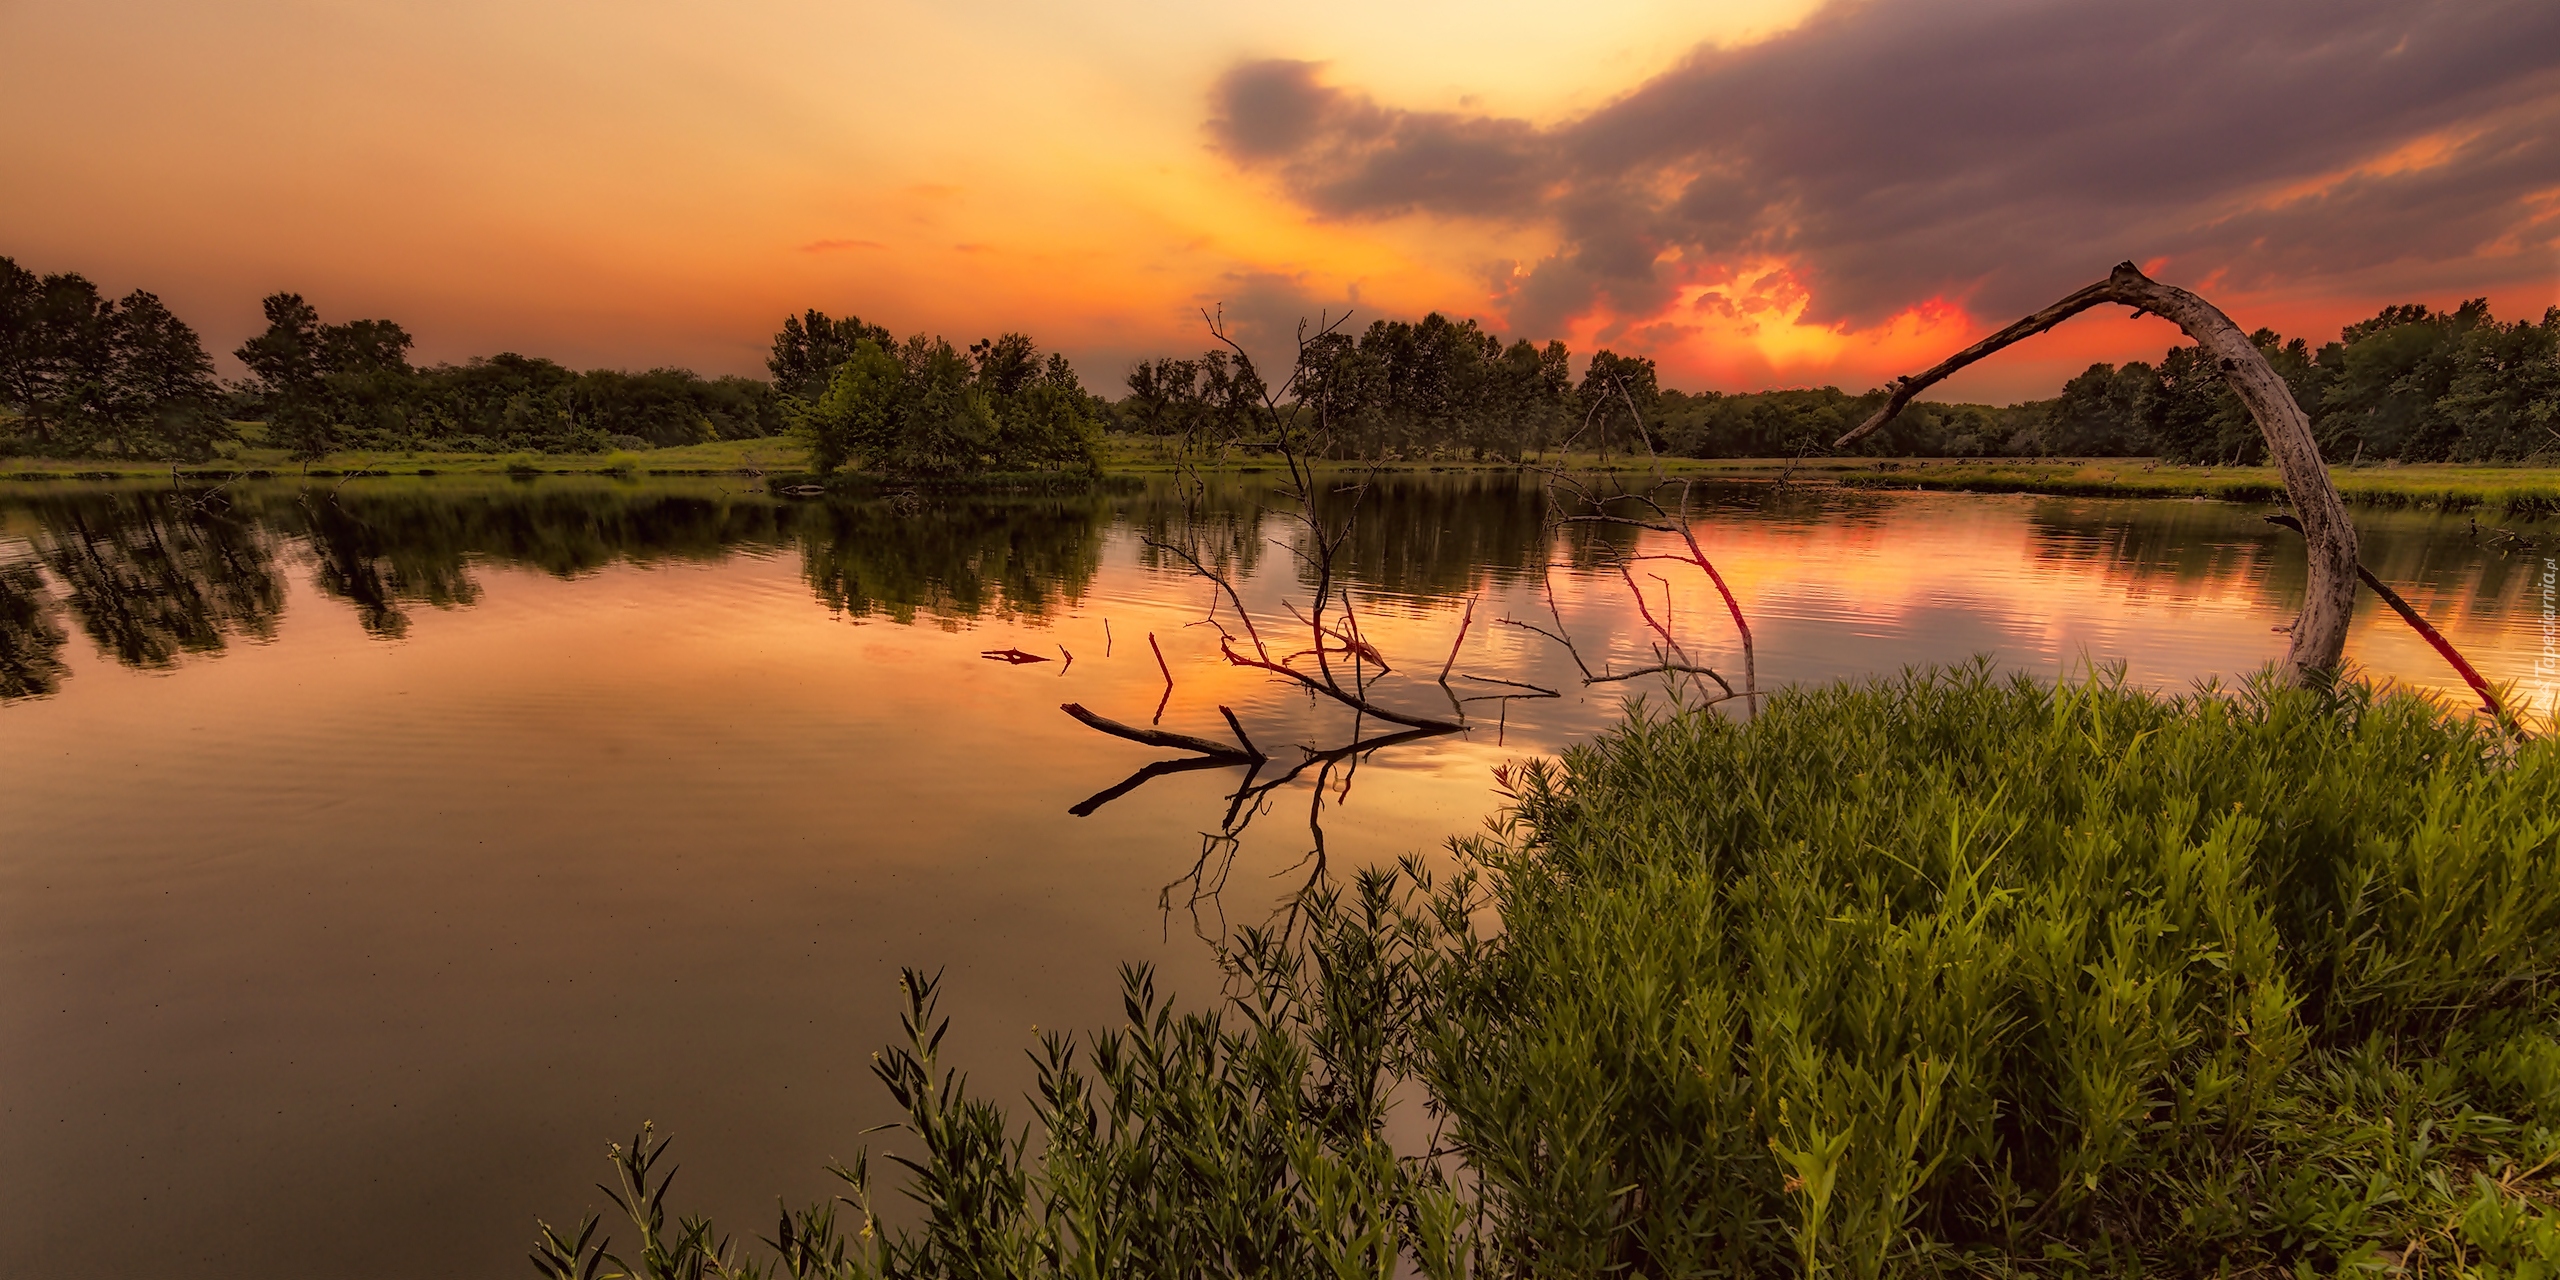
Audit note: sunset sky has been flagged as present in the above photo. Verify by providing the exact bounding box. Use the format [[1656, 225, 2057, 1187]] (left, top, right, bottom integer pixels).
[[5, 0, 2556, 401]]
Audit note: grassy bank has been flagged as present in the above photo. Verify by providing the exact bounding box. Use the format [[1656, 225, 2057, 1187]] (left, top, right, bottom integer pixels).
[[0, 436, 803, 481], [10, 438, 2559, 520], [1808, 457, 2560, 519], [539, 668, 2560, 1278]]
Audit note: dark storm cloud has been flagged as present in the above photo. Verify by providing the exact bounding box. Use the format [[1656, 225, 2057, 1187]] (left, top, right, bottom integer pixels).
[[1209, 0, 2560, 335]]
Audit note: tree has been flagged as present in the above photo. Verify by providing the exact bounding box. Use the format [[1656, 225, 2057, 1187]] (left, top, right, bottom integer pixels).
[[1578, 350, 1660, 460], [233, 292, 325, 405], [0, 263, 228, 460], [768, 309, 894, 402], [969, 333, 1039, 397], [0, 261, 113, 452], [801, 331, 1099, 478], [2038, 361, 2156, 457], [234, 293, 417, 458], [1837, 262, 2358, 684], [98, 291, 229, 460]]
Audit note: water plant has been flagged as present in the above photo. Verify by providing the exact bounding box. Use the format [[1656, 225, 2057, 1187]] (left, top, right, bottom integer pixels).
[[538, 666, 2560, 1277]]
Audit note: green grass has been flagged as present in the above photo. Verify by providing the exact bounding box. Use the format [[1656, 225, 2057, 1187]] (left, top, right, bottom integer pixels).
[[1808, 458, 2560, 519], [537, 668, 2560, 1278], [12, 433, 2557, 519], [0, 435, 803, 481]]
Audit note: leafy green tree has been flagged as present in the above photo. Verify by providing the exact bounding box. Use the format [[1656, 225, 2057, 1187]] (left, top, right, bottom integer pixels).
[[2434, 306, 2560, 461], [97, 291, 229, 460], [1578, 349, 1660, 458], [234, 293, 418, 458], [799, 338, 900, 475], [0, 263, 228, 460], [969, 333, 1039, 397], [1122, 357, 1206, 436], [2038, 361, 2157, 457], [1485, 338, 1572, 460], [232, 292, 325, 405], [0, 260, 113, 452], [769, 309, 894, 401], [801, 332, 1098, 478], [2144, 330, 2311, 465]]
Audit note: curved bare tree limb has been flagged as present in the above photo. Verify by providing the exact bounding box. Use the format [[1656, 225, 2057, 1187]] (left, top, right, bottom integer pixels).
[[1834, 262, 2359, 681]]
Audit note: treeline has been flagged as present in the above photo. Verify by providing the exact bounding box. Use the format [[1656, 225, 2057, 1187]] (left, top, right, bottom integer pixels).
[[776, 310, 1107, 478], [1182, 299, 2557, 465], [1, 256, 784, 461], [1118, 312, 1660, 462], [234, 292, 783, 457], [12, 246, 2555, 469], [1656, 299, 2560, 463]]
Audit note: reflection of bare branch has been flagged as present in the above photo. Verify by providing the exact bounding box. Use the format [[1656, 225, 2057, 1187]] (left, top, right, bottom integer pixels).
[[1142, 537, 1265, 659], [1457, 673, 1559, 697], [1555, 486, 1758, 704], [1070, 756, 1239, 818], [1588, 662, 1731, 694], [1153, 721, 1459, 938]]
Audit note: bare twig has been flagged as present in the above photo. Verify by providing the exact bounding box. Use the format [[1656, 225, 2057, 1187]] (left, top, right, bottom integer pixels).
[[1219, 704, 1261, 758], [1060, 702, 1259, 761], [1457, 673, 1561, 697], [1438, 594, 1478, 684], [1150, 631, 1173, 724]]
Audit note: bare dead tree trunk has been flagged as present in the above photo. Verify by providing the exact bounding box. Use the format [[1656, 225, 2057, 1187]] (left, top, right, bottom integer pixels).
[[1833, 262, 2359, 683]]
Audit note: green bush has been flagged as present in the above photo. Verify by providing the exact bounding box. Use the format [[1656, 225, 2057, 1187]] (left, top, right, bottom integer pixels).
[[539, 668, 2560, 1278], [1434, 666, 2560, 1276]]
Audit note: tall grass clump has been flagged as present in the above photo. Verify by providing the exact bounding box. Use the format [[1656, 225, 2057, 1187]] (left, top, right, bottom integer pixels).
[[538, 667, 2560, 1278]]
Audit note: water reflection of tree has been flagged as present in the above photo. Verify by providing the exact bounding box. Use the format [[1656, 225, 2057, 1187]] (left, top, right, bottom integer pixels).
[[294, 494, 483, 638], [798, 493, 1108, 625], [2022, 500, 2534, 616], [1128, 479, 1268, 594], [286, 485, 797, 579], [2025, 501, 2287, 597], [25, 491, 285, 667], [1319, 471, 1550, 598], [0, 560, 70, 698]]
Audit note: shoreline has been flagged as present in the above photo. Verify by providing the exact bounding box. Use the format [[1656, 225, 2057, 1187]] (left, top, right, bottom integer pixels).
[[4, 443, 2555, 519]]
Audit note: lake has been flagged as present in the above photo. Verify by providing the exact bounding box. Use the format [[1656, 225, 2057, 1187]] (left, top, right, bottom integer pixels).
[[2, 473, 2552, 1278]]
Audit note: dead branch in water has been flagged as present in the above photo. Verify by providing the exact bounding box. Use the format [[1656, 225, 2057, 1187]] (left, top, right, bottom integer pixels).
[[2263, 514, 2524, 734], [1060, 702, 1261, 762], [1148, 631, 1174, 723], [1438, 594, 1478, 684], [1836, 262, 2357, 684]]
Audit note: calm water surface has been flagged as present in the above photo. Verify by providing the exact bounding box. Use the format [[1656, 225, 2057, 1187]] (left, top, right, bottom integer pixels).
[[2, 475, 2551, 1277]]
